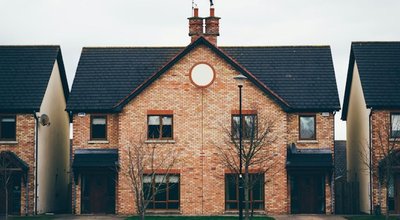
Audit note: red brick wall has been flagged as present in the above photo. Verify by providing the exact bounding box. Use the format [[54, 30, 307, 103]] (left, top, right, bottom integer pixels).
[[72, 44, 336, 215], [370, 110, 400, 213], [0, 114, 35, 215]]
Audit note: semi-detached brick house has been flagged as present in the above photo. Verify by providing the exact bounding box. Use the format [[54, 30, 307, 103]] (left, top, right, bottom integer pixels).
[[0, 46, 70, 215], [342, 42, 400, 214], [66, 7, 340, 215]]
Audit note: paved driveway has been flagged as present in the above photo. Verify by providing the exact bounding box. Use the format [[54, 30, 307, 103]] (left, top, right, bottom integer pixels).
[[273, 215, 346, 220]]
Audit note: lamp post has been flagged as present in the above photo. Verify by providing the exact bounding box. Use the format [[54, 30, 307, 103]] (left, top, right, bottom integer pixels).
[[234, 74, 246, 220]]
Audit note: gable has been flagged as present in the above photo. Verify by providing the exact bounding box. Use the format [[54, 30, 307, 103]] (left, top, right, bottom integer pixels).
[[0, 46, 69, 113], [342, 42, 400, 120]]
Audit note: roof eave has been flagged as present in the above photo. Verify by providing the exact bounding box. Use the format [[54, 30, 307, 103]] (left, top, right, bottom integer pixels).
[[341, 45, 356, 121]]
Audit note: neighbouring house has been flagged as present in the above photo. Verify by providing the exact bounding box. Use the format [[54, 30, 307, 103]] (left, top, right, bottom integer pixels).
[[342, 42, 400, 214], [0, 46, 70, 215], [66, 7, 340, 215]]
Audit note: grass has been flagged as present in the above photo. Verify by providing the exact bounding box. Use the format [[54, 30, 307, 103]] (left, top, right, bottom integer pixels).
[[345, 215, 400, 220], [125, 216, 274, 220], [7, 216, 56, 220]]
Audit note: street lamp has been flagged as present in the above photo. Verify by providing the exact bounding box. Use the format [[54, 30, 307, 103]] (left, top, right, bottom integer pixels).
[[234, 74, 246, 220]]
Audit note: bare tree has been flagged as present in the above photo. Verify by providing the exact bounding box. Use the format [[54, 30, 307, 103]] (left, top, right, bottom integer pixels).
[[215, 111, 278, 220], [122, 134, 179, 220], [0, 151, 14, 220], [359, 114, 400, 219]]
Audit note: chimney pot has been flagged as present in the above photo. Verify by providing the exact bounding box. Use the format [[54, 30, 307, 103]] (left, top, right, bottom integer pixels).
[[194, 7, 199, 17], [210, 8, 215, 17]]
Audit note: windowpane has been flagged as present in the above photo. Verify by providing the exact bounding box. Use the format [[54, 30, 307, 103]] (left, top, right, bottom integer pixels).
[[148, 125, 160, 138], [144, 174, 180, 210], [225, 174, 264, 210], [300, 116, 315, 140], [244, 115, 256, 139], [162, 125, 172, 138], [162, 116, 172, 125], [91, 116, 106, 139], [391, 114, 400, 138], [232, 116, 240, 139], [1, 116, 16, 140], [148, 116, 160, 125]]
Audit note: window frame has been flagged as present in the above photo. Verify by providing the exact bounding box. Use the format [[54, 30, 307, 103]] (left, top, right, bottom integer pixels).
[[299, 114, 317, 140], [143, 174, 180, 210], [0, 115, 17, 141], [390, 113, 400, 139], [147, 115, 173, 140], [231, 114, 257, 140], [225, 173, 265, 210], [90, 115, 107, 141]]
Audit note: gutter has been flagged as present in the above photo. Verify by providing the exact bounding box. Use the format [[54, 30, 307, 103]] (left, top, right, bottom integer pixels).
[[33, 111, 39, 215]]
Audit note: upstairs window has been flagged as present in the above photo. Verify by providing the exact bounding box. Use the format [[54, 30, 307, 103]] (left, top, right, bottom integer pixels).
[[232, 114, 257, 140], [391, 113, 400, 138], [0, 115, 16, 141], [299, 115, 316, 140], [90, 115, 107, 140], [148, 115, 173, 139]]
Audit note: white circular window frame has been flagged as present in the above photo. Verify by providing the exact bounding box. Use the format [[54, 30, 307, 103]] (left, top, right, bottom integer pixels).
[[189, 63, 216, 88]]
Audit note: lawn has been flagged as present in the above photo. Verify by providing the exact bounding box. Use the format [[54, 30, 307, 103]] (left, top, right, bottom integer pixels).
[[126, 216, 274, 220], [345, 215, 400, 220]]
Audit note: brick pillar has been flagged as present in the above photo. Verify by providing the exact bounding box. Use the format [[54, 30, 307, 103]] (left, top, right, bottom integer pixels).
[[188, 8, 204, 43], [204, 8, 220, 45]]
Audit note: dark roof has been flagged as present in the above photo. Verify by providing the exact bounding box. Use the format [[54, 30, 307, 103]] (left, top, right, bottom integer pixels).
[[72, 149, 119, 169], [334, 140, 346, 178], [0, 46, 69, 113], [67, 37, 340, 112], [286, 144, 333, 170], [342, 42, 400, 120]]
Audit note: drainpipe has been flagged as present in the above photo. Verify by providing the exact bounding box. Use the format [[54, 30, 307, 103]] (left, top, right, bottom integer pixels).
[[69, 111, 75, 214], [368, 108, 373, 214], [332, 111, 336, 214], [25, 175, 28, 215], [33, 111, 39, 215]]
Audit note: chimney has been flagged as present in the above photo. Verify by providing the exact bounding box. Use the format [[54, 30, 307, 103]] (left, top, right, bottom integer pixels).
[[188, 7, 204, 43], [204, 7, 220, 45]]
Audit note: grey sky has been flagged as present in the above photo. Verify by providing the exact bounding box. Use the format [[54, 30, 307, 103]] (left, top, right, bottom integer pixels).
[[1, 0, 400, 140]]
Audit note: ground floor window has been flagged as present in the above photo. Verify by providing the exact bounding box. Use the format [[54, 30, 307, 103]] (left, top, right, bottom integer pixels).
[[225, 174, 264, 210], [143, 174, 180, 210]]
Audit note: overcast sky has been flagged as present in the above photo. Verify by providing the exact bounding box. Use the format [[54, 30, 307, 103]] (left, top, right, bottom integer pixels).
[[1, 0, 400, 140]]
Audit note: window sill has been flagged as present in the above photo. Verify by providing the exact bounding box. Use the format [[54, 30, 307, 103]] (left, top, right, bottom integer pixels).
[[297, 140, 318, 144], [145, 209, 181, 214], [88, 140, 109, 144], [0, 140, 18, 145], [224, 210, 265, 215], [145, 140, 175, 144], [389, 138, 400, 142]]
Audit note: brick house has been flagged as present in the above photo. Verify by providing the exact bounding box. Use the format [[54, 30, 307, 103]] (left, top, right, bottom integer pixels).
[[67, 7, 340, 215], [342, 42, 400, 214], [0, 46, 70, 215]]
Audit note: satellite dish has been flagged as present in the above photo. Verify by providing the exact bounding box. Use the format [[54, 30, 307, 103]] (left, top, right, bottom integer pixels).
[[39, 114, 50, 126]]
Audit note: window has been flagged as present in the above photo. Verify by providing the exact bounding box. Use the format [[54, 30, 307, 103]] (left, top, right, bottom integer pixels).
[[148, 115, 173, 139], [225, 174, 264, 210], [143, 174, 180, 210], [391, 113, 400, 138], [299, 115, 316, 140], [0, 115, 16, 141], [232, 114, 257, 140], [90, 116, 107, 140]]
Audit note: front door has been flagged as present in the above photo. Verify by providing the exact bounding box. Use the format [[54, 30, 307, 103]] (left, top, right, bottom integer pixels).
[[395, 174, 400, 214], [81, 173, 115, 214], [291, 174, 325, 214], [0, 174, 21, 215]]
